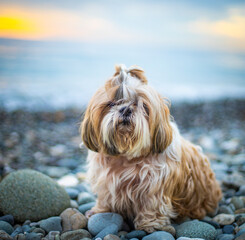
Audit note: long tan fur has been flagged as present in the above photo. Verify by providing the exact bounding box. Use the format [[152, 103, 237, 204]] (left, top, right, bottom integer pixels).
[[81, 64, 222, 232]]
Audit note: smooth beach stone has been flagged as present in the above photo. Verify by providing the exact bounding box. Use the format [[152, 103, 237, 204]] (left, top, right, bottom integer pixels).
[[60, 229, 91, 240], [31, 228, 45, 235], [142, 231, 174, 240], [11, 226, 23, 237], [65, 188, 79, 200], [176, 220, 217, 240], [231, 197, 244, 210], [236, 229, 245, 238], [216, 235, 234, 240], [0, 215, 14, 226], [236, 215, 245, 226], [0, 230, 13, 240], [235, 208, 245, 214], [126, 230, 146, 239], [235, 233, 245, 240], [40, 217, 62, 233], [213, 214, 235, 225], [201, 219, 220, 229], [25, 232, 41, 240], [222, 225, 234, 234], [0, 170, 70, 222], [95, 224, 119, 239], [47, 231, 60, 240], [78, 202, 96, 215], [0, 221, 14, 235], [219, 206, 234, 215], [77, 192, 96, 205], [13, 233, 26, 240], [70, 200, 79, 209], [60, 208, 87, 231], [104, 234, 120, 240], [176, 238, 205, 240], [88, 213, 123, 236]]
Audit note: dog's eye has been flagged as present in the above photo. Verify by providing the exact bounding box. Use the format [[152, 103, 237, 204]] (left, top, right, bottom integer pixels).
[[143, 103, 149, 115]]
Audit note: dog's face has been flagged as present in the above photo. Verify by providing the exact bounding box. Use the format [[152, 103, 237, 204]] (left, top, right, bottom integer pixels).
[[81, 65, 173, 159]]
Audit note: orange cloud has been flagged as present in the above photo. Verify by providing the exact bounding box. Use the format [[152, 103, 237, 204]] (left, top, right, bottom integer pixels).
[[189, 9, 245, 52], [0, 6, 133, 42]]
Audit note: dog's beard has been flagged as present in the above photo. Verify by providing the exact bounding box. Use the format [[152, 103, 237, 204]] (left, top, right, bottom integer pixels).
[[101, 108, 151, 158]]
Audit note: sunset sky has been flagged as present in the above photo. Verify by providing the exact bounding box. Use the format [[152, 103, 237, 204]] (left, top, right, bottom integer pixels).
[[0, 0, 244, 108]]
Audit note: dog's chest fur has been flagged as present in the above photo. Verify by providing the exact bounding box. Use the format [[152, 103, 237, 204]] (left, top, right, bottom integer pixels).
[[88, 152, 169, 217]]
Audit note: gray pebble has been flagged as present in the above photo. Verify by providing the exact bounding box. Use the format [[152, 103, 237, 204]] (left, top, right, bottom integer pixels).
[[88, 213, 123, 236], [176, 238, 205, 240], [78, 202, 96, 215], [230, 197, 244, 210], [13, 233, 26, 240], [0, 215, 14, 226], [65, 188, 79, 199], [40, 217, 62, 233], [219, 206, 234, 215], [77, 192, 95, 205], [216, 234, 234, 240], [47, 231, 60, 240], [0, 221, 14, 235], [0, 230, 13, 240], [25, 232, 41, 240], [103, 234, 120, 240], [142, 231, 174, 240], [60, 229, 91, 240], [95, 224, 118, 239], [126, 230, 146, 239], [176, 220, 217, 240], [236, 229, 245, 238], [31, 228, 45, 236]]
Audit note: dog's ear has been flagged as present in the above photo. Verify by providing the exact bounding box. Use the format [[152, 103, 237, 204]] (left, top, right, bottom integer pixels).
[[81, 108, 99, 152], [151, 97, 172, 154]]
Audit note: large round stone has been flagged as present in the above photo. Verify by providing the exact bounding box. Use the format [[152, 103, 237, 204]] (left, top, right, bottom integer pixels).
[[176, 220, 217, 240], [0, 169, 70, 222]]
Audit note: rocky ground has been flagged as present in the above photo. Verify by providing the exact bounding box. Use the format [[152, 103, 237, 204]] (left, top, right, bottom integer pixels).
[[0, 98, 244, 240]]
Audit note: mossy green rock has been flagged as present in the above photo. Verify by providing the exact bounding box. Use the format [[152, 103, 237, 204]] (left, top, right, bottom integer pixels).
[[0, 169, 70, 222]]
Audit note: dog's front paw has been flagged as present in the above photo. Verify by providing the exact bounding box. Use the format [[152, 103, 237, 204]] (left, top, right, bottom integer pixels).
[[85, 210, 96, 218]]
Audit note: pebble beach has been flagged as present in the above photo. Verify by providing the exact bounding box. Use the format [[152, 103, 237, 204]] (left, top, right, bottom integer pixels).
[[0, 98, 245, 240]]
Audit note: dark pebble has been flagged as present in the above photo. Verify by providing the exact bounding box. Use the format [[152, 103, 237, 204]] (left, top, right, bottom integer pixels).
[[0, 215, 14, 226], [40, 216, 62, 233], [31, 228, 45, 236], [0, 221, 14, 235], [95, 224, 118, 239], [22, 225, 31, 233], [25, 232, 41, 240], [216, 234, 234, 240], [0, 230, 13, 240], [201, 219, 220, 229], [236, 216, 245, 226], [65, 188, 79, 200], [236, 229, 245, 238], [219, 206, 234, 215], [235, 233, 245, 240], [126, 230, 146, 239], [11, 226, 23, 237], [78, 202, 96, 215], [14, 233, 26, 240], [223, 225, 234, 234]]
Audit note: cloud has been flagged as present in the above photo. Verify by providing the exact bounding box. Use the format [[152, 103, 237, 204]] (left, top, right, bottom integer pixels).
[[0, 6, 134, 42], [189, 7, 245, 52]]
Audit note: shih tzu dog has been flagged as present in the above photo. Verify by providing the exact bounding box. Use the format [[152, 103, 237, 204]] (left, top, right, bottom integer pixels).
[[80, 64, 222, 233]]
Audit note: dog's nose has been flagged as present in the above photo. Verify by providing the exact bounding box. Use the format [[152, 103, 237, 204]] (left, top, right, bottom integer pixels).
[[119, 106, 132, 117]]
